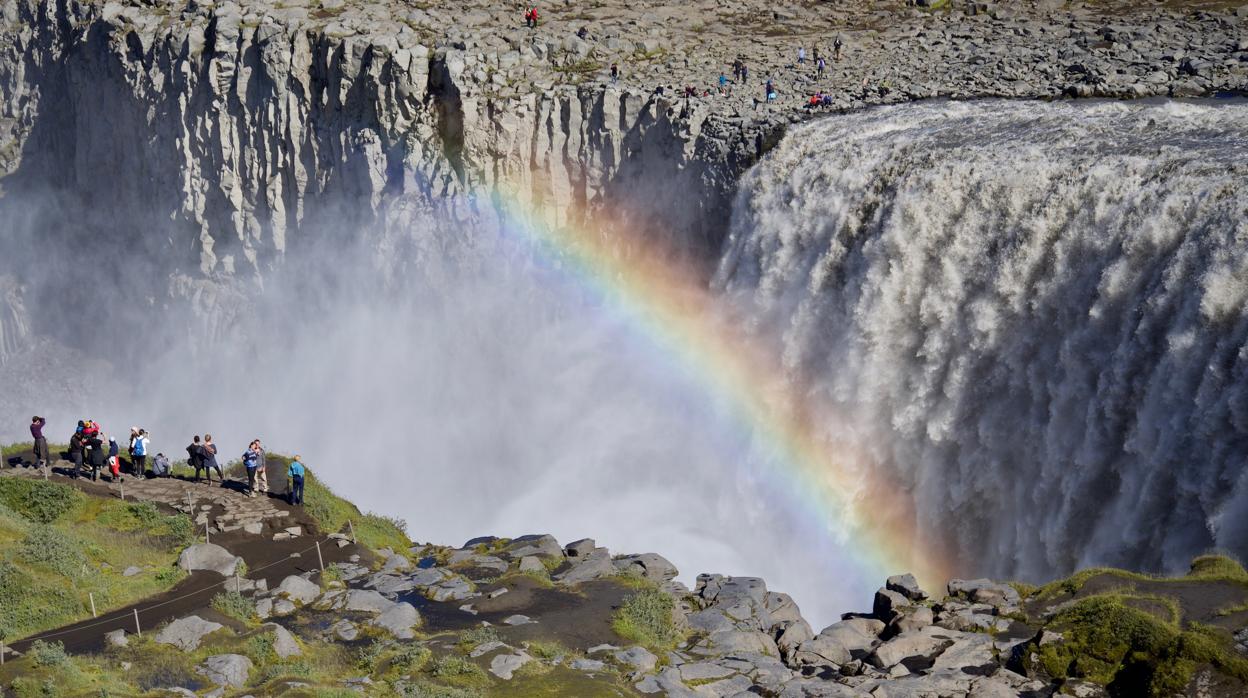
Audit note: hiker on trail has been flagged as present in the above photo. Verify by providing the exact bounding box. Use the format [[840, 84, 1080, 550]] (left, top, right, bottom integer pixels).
[[254, 439, 269, 495], [242, 441, 260, 497], [69, 428, 85, 479], [131, 429, 149, 478], [765, 78, 776, 102], [576, 26, 588, 40], [718, 72, 728, 93], [817, 56, 826, 77], [834, 35, 843, 61], [797, 46, 806, 64], [86, 433, 105, 481], [107, 436, 121, 482], [202, 434, 223, 485], [187, 435, 203, 482], [287, 455, 306, 506], [732, 58, 742, 81], [30, 416, 48, 471], [152, 452, 171, 478], [610, 62, 619, 84], [525, 6, 538, 28], [740, 63, 748, 83]]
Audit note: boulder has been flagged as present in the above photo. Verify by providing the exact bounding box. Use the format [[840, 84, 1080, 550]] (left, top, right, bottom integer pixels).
[[614, 646, 659, 674], [371, 602, 420, 639], [555, 548, 616, 585], [886, 573, 928, 601], [155, 615, 224, 651], [868, 626, 965, 669], [503, 534, 563, 560], [872, 587, 911, 622], [104, 629, 128, 647], [946, 579, 1020, 608], [570, 658, 607, 672], [698, 630, 779, 657], [564, 538, 597, 557], [775, 619, 815, 656], [891, 605, 934, 635], [176, 544, 242, 577], [518, 556, 546, 573], [275, 574, 321, 604], [613, 553, 679, 582], [195, 654, 252, 688], [263, 623, 301, 658], [343, 589, 393, 614], [332, 619, 358, 641]]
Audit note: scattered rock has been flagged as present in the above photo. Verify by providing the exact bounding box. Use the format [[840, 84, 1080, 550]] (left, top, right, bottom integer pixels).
[[104, 629, 128, 647], [275, 575, 321, 604], [489, 651, 534, 679], [613, 553, 679, 582], [371, 602, 420, 639], [195, 654, 252, 688], [154, 615, 224, 651], [176, 544, 242, 577], [518, 556, 545, 573], [122, 566, 142, 577]]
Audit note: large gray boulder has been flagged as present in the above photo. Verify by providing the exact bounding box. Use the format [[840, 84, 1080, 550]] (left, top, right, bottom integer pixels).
[[275, 574, 321, 604], [503, 534, 563, 560], [555, 548, 616, 585], [794, 618, 883, 666], [263, 623, 301, 658], [154, 615, 224, 651], [868, 626, 965, 669], [489, 651, 534, 679], [371, 602, 421, 639], [196, 654, 252, 688], [613, 553, 678, 582], [886, 573, 928, 601], [564, 538, 597, 557], [343, 589, 392, 614], [946, 579, 1021, 608], [176, 544, 242, 577]]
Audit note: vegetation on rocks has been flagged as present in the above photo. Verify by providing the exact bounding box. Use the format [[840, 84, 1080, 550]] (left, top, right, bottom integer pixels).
[[611, 584, 682, 653]]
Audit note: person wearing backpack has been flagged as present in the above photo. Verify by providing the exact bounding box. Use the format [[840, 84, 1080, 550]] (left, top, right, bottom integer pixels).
[[107, 436, 121, 482], [86, 434, 106, 481], [69, 429, 85, 479], [131, 429, 149, 478], [287, 456, 306, 506]]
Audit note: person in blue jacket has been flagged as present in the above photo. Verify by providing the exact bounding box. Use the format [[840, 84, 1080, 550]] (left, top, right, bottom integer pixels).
[[287, 456, 306, 506], [242, 441, 261, 497]]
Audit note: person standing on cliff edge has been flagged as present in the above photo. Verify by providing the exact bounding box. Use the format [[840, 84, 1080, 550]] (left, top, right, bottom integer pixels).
[[287, 455, 306, 506], [30, 416, 48, 472]]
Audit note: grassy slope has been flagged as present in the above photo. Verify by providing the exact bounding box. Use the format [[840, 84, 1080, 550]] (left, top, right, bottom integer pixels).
[[1020, 554, 1248, 696], [0, 478, 194, 643]]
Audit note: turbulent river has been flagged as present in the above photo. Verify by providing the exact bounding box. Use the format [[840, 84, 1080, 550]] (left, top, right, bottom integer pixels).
[[2, 98, 1247, 627]]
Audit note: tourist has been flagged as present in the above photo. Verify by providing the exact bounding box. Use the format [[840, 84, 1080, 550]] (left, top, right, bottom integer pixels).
[[287, 455, 306, 506], [255, 439, 269, 495], [242, 441, 260, 497], [740, 63, 748, 83], [152, 452, 171, 478], [107, 435, 121, 482], [765, 78, 776, 102], [817, 56, 826, 78], [718, 72, 728, 93], [69, 428, 85, 479], [86, 433, 105, 481], [576, 26, 588, 40], [610, 62, 619, 85], [30, 416, 48, 471], [132, 428, 149, 478], [187, 435, 205, 482], [202, 434, 223, 485], [834, 35, 843, 61], [732, 58, 742, 81], [797, 46, 806, 64]]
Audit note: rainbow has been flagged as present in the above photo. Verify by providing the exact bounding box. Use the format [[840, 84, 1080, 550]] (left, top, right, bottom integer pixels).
[[491, 193, 953, 593]]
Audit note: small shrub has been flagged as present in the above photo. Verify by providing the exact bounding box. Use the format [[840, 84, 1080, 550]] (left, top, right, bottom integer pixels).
[[456, 626, 499, 651], [0, 479, 82, 523], [210, 591, 257, 624], [356, 640, 390, 671], [20, 525, 87, 577], [612, 586, 681, 652], [431, 655, 488, 683], [1188, 555, 1248, 582], [245, 631, 276, 662], [524, 640, 564, 660], [163, 513, 197, 548], [28, 639, 69, 667]]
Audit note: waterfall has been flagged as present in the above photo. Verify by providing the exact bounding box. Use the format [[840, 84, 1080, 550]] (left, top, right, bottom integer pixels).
[[715, 98, 1248, 582]]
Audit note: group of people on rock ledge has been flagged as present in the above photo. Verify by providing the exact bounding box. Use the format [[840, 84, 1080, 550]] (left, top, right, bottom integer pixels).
[[19, 416, 305, 506]]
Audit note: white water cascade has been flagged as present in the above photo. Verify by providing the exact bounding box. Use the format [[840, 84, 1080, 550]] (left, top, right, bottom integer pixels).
[[716, 98, 1248, 583]]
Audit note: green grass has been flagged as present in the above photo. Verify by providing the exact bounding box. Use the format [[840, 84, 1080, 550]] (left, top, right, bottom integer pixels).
[[1035, 554, 1248, 601], [292, 460, 410, 553], [610, 585, 682, 653], [456, 625, 500, 653], [211, 590, 258, 625], [0, 482, 189, 641]]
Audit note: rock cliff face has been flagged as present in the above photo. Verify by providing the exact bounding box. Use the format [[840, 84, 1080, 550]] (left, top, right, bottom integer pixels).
[[0, 0, 776, 298], [2, 0, 1245, 313]]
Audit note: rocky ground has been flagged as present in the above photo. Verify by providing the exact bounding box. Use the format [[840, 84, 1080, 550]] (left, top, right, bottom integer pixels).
[[2, 446, 1248, 696]]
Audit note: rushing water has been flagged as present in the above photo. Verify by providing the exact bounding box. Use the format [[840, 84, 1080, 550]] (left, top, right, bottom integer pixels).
[[717, 98, 1248, 583]]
